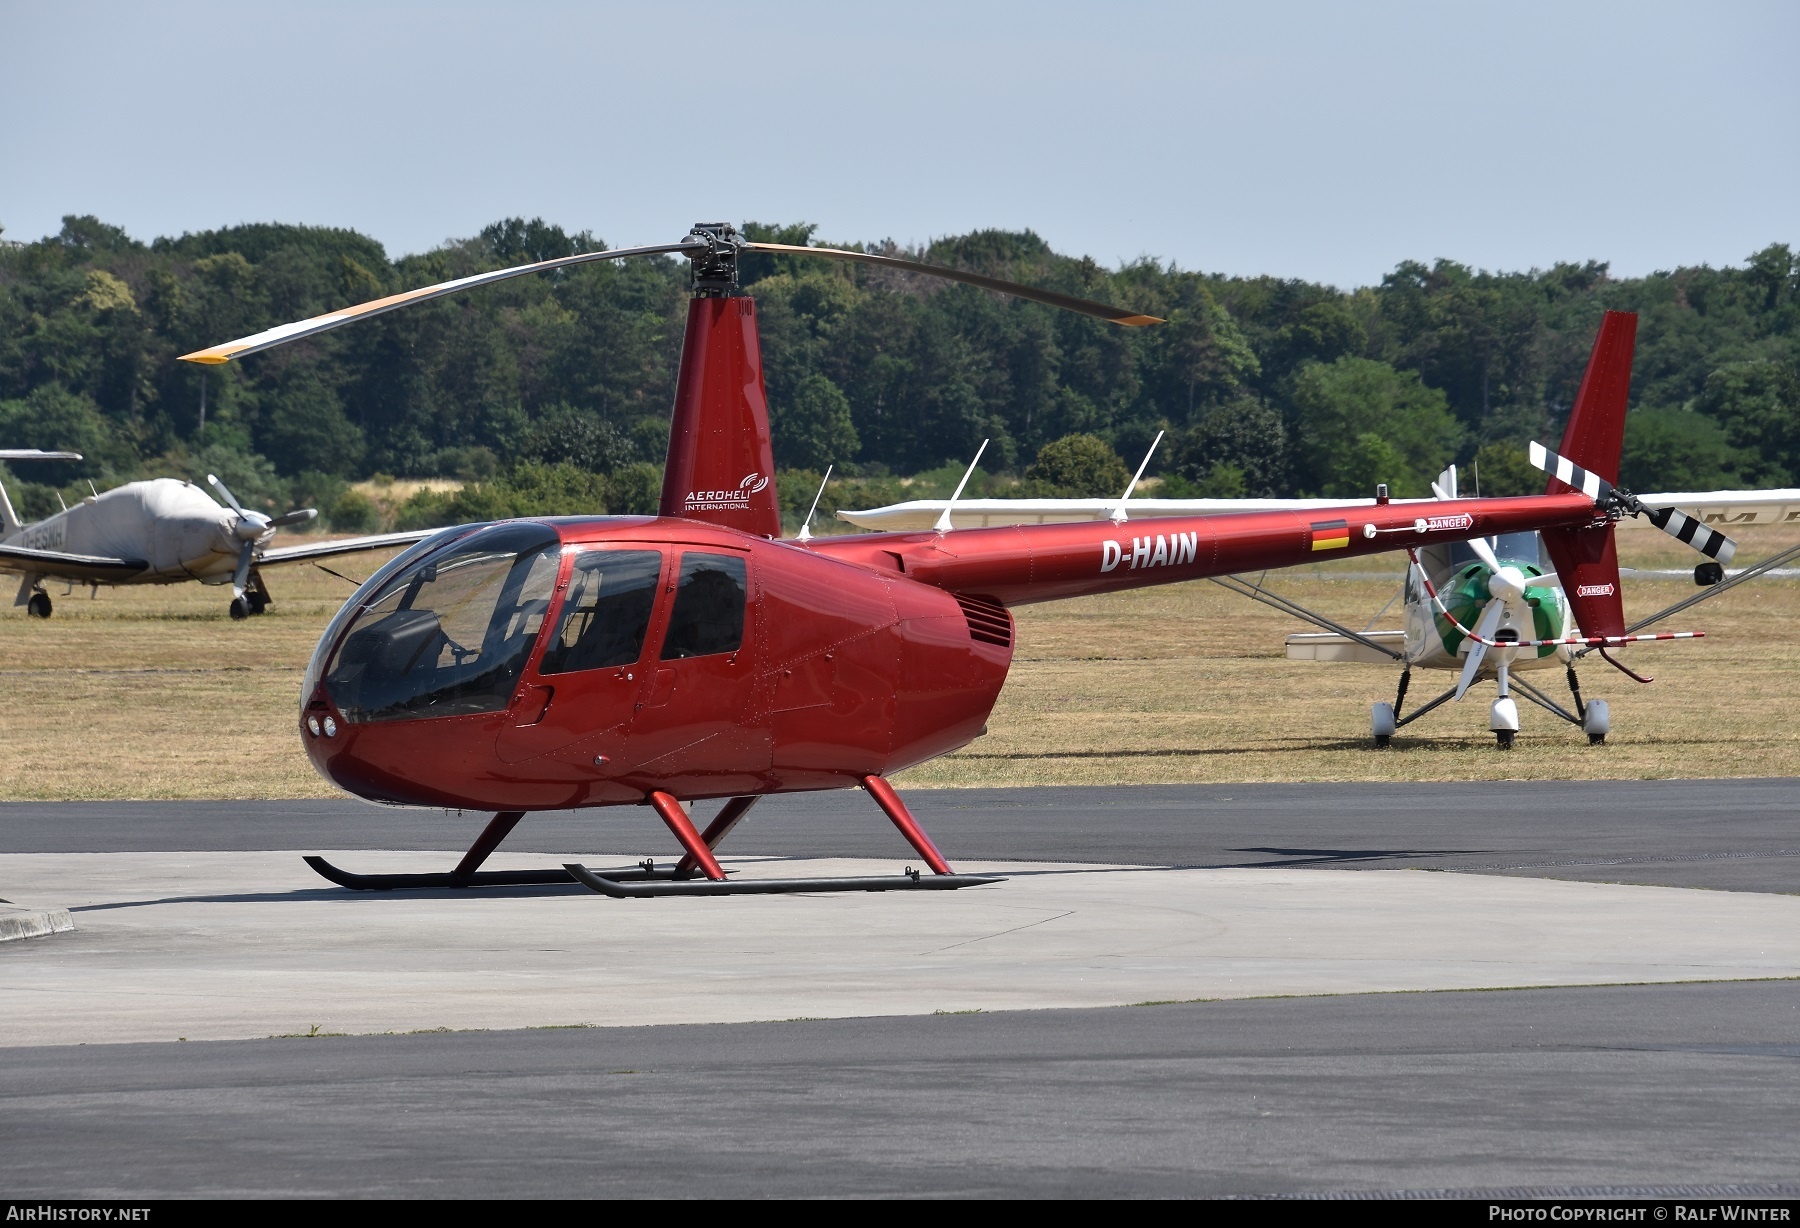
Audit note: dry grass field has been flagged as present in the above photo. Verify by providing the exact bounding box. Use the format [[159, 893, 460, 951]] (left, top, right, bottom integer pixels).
[[0, 518, 1794, 800]]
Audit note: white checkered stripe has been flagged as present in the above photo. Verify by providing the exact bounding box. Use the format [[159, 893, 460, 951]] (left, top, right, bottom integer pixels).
[[1528, 441, 1608, 500], [1645, 505, 1737, 564]]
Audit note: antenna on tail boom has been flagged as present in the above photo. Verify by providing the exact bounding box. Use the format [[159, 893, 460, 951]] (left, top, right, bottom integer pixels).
[[796, 465, 833, 544], [934, 440, 990, 534], [1110, 430, 1165, 525]]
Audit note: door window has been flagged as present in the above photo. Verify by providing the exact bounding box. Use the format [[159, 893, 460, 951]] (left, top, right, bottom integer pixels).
[[539, 549, 662, 675], [661, 552, 747, 659]]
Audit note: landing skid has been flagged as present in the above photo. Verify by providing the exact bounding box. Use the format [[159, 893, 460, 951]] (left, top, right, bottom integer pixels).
[[302, 856, 674, 892], [303, 776, 989, 898], [564, 863, 1002, 898]]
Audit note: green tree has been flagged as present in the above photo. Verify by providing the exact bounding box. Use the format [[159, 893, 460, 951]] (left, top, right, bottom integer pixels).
[[1698, 360, 1798, 484], [1292, 357, 1462, 496], [774, 373, 859, 471], [1469, 441, 1542, 496], [1619, 408, 1757, 491], [1175, 395, 1289, 497], [1023, 433, 1130, 495]]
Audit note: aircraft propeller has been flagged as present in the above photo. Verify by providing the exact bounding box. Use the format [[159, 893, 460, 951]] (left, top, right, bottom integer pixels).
[[1427, 469, 1560, 700], [206, 474, 318, 616]]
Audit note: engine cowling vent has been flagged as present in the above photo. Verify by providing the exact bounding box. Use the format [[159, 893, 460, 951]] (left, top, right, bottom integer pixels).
[[955, 593, 1013, 648]]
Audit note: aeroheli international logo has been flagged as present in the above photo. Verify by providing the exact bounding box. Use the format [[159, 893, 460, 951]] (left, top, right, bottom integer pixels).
[[686, 472, 769, 513]]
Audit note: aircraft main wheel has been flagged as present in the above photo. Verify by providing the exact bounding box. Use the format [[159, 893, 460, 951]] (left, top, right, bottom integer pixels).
[[247, 593, 269, 615], [1495, 729, 1516, 748], [229, 597, 250, 621], [1371, 701, 1396, 748], [26, 592, 51, 619], [1583, 698, 1610, 746]]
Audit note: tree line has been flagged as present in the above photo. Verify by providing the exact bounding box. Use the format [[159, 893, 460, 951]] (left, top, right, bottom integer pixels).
[[1, 214, 1794, 531]]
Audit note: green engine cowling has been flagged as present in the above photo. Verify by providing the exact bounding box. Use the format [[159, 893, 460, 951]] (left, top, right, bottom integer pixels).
[[1434, 562, 1567, 658]]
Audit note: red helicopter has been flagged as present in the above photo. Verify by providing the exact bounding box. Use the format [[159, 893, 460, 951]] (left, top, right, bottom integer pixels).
[[182, 224, 1686, 898]]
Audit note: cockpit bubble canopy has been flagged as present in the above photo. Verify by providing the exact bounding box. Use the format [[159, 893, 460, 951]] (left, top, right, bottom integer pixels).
[[323, 522, 559, 723]]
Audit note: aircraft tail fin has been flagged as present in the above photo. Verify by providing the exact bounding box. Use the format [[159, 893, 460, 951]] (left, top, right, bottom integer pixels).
[[1540, 310, 1636, 639], [658, 296, 781, 538]]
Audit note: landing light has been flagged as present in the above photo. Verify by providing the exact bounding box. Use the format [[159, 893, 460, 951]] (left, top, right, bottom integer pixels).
[[306, 715, 321, 736], [322, 716, 338, 738]]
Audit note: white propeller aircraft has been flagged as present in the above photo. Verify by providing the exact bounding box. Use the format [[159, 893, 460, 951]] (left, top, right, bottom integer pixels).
[[839, 441, 1798, 748], [0, 452, 433, 619]]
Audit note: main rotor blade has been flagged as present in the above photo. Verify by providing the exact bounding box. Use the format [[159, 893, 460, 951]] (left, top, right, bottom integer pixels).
[[180, 240, 704, 365], [745, 242, 1164, 326], [0, 449, 83, 462]]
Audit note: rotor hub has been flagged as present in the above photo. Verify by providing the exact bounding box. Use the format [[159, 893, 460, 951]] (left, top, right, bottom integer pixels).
[[687, 222, 745, 297]]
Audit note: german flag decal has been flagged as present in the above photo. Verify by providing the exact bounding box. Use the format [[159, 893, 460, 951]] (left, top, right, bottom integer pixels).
[[1310, 518, 1351, 551]]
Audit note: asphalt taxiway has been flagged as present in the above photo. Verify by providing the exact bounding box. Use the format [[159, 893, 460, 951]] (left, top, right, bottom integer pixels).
[[2, 780, 1795, 1197]]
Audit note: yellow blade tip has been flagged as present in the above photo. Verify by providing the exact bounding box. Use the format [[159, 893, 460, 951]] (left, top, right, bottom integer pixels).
[[1113, 314, 1165, 327], [178, 350, 233, 365]]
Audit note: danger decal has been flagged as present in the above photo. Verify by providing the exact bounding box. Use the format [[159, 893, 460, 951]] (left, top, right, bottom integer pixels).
[[1576, 583, 1617, 598], [1101, 531, 1199, 573], [1309, 519, 1350, 551], [1424, 513, 1475, 532]]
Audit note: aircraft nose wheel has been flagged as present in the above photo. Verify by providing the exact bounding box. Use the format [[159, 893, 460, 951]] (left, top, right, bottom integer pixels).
[[26, 591, 51, 619], [229, 596, 250, 621]]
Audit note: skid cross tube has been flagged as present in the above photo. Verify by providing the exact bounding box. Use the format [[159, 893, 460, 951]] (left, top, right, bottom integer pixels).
[[647, 791, 726, 881], [675, 795, 759, 879], [862, 775, 952, 875]]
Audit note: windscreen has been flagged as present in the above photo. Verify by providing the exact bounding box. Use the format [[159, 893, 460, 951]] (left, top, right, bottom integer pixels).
[[324, 523, 559, 722], [539, 549, 662, 675]]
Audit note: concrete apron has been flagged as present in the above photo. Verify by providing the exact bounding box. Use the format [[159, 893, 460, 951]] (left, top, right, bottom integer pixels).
[[3, 850, 1798, 1047]]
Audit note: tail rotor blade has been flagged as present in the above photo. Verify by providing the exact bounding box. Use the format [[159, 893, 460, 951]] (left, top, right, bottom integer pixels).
[[1529, 441, 1739, 564], [1644, 505, 1738, 566], [1527, 442, 1612, 501]]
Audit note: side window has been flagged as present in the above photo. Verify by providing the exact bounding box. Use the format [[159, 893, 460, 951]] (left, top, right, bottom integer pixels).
[[661, 552, 747, 660], [539, 550, 662, 675]]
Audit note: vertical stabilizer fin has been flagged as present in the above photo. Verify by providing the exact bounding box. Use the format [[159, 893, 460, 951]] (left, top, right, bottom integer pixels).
[[658, 297, 781, 537], [1541, 311, 1636, 640]]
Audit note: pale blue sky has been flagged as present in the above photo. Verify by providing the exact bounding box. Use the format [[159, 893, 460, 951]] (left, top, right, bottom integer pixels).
[[3, 0, 1794, 287]]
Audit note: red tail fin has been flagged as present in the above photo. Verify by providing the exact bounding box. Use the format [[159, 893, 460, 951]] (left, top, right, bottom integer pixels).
[[1541, 310, 1636, 639], [658, 297, 781, 538]]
